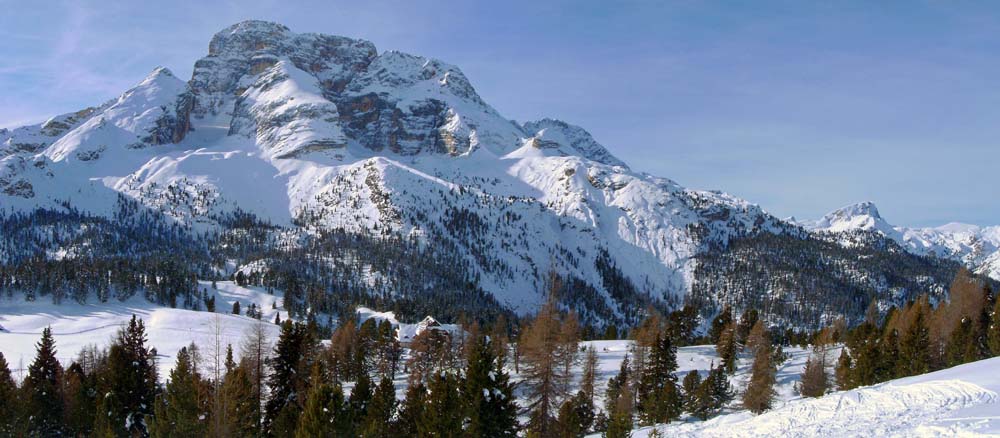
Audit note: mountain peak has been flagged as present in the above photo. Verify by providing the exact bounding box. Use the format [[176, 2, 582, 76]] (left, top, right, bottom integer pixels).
[[208, 20, 291, 55], [522, 118, 628, 168], [808, 201, 894, 234], [834, 201, 882, 220]]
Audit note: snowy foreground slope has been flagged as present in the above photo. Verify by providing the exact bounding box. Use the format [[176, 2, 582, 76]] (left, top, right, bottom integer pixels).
[[626, 357, 1000, 437], [5, 290, 998, 436]]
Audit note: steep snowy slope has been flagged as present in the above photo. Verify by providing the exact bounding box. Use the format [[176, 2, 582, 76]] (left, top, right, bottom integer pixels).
[[803, 202, 1000, 280]]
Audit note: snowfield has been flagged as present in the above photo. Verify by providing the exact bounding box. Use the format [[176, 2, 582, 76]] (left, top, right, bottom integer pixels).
[[626, 357, 1000, 437], [0, 281, 285, 379]]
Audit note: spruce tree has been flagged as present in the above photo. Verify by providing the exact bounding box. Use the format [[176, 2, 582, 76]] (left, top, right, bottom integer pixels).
[[604, 375, 633, 438], [681, 370, 702, 414], [63, 362, 97, 436], [26, 326, 64, 436], [102, 315, 158, 437], [362, 376, 397, 438], [988, 293, 1000, 356], [396, 382, 426, 437], [556, 391, 596, 438], [150, 346, 209, 437], [604, 353, 630, 416], [349, 371, 373, 431], [879, 329, 901, 381], [638, 333, 681, 425], [417, 372, 462, 437], [294, 379, 347, 438], [0, 352, 20, 436], [221, 363, 259, 438], [463, 333, 519, 437], [264, 321, 308, 436]]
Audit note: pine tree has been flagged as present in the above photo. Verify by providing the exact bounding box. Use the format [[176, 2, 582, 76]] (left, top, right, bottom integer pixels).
[[150, 346, 209, 437], [716, 322, 738, 374], [799, 350, 828, 398], [362, 376, 397, 438], [350, 371, 373, 431], [899, 308, 930, 377], [709, 306, 733, 344], [743, 332, 776, 414], [463, 333, 519, 437], [834, 349, 853, 390], [26, 326, 64, 436], [736, 308, 759, 346], [417, 372, 462, 437]]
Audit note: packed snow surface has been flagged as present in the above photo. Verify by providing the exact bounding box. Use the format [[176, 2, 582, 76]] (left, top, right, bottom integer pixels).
[[625, 357, 1000, 437]]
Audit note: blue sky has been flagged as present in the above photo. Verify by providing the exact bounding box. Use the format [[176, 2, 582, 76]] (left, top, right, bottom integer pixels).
[[1, 0, 997, 226]]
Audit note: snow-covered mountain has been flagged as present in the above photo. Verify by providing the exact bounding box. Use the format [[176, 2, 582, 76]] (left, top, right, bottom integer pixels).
[[0, 21, 989, 326], [802, 202, 1000, 280], [0, 21, 792, 315]]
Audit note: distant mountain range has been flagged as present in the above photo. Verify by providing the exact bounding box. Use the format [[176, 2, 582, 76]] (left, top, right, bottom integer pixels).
[[1, 21, 994, 328], [798, 201, 1000, 280]]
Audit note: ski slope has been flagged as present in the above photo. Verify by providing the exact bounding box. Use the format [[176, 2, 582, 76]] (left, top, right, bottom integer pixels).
[[627, 357, 1000, 437]]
